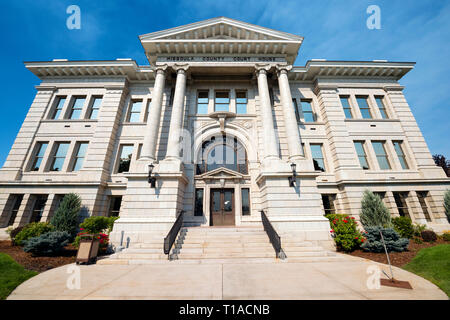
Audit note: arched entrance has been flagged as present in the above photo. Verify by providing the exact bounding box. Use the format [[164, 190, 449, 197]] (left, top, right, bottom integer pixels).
[[194, 134, 251, 226]]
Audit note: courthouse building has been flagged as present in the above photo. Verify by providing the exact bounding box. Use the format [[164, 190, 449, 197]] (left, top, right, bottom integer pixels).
[[0, 17, 449, 248]]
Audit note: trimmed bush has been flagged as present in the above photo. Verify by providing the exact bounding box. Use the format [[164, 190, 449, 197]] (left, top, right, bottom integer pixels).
[[421, 230, 437, 242], [14, 222, 54, 246], [7, 226, 25, 245], [50, 193, 81, 239], [23, 231, 70, 256], [362, 227, 409, 253], [360, 190, 391, 228], [413, 223, 427, 237], [326, 214, 366, 252], [73, 216, 118, 250], [442, 231, 450, 242], [444, 189, 450, 221], [392, 216, 414, 239]]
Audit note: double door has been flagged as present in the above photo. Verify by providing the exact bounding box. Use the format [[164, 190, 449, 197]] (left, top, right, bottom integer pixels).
[[210, 188, 235, 226]]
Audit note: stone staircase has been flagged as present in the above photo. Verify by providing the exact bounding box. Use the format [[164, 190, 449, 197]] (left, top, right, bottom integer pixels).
[[99, 226, 343, 265]]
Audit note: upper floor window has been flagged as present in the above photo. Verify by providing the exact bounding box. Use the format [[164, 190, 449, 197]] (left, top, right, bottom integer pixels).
[[374, 96, 389, 119], [88, 96, 102, 120], [339, 96, 353, 119], [117, 144, 133, 173], [241, 188, 250, 216], [69, 97, 86, 120], [300, 100, 316, 122], [215, 92, 230, 112], [393, 141, 409, 169], [51, 96, 66, 120], [197, 91, 209, 114], [50, 142, 70, 171], [236, 91, 247, 114], [127, 100, 142, 122], [354, 141, 370, 170], [310, 144, 326, 172], [71, 142, 88, 171], [355, 96, 372, 119], [31, 142, 48, 171], [372, 141, 391, 170]]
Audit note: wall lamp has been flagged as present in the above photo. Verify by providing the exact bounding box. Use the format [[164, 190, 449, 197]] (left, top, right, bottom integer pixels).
[[288, 163, 297, 187], [148, 163, 156, 188]]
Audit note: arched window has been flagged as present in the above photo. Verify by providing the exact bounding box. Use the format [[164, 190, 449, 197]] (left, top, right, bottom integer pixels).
[[196, 135, 248, 175]]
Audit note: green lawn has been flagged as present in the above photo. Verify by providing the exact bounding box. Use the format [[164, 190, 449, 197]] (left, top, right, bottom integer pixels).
[[0, 253, 38, 300], [403, 244, 450, 297]]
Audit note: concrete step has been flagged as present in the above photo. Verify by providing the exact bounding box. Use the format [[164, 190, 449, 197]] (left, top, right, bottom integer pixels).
[[177, 252, 278, 259], [178, 241, 273, 248]]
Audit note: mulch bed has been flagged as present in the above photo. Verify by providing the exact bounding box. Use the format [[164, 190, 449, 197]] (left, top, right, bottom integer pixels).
[[346, 238, 448, 268], [0, 240, 77, 273]]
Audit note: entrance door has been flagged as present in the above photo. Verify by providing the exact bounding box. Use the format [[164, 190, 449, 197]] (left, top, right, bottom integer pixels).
[[210, 188, 235, 226]]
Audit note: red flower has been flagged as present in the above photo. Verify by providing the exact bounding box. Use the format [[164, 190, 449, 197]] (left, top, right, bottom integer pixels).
[[330, 229, 334, 233], [80, 228, 84, 230], [355, 237, 358, 240], [343, 220, 348, 223], [351, 217, 355, 220]]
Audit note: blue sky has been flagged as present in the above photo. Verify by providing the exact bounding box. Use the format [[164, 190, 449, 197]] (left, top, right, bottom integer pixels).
[[0, 0, 449, 167]]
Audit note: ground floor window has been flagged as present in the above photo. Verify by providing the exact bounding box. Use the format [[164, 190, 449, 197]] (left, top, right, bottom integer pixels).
[[321, 194, 336, 215], [241, 188, 250, 216], [194, 188, 204, 216], [108, 196, 122, 217], [30, 195, 48, 223], [416, 191, 432, 222], [393, 192, 410, 218], [7, 194, 24, 226]]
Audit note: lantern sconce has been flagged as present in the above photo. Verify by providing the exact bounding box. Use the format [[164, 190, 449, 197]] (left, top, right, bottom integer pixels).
[[288, 163, 297, 187], [148, 163, 156, 188]]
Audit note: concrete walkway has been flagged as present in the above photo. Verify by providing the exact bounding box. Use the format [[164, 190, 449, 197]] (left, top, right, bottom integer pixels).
[[7, 254, 447, 300]]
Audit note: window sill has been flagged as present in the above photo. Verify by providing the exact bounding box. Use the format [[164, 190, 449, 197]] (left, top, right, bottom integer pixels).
[[122, 122, 147, 126], [344, 118, 400, 123], [41, 119, 98, 123]]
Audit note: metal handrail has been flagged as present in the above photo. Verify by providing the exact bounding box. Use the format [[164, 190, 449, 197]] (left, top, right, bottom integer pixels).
[[163, 210, 184, 256], [260, 210, 284, 259]]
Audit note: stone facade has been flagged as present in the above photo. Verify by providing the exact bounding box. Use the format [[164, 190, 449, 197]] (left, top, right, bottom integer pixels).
[[0, 17, 449, 247]]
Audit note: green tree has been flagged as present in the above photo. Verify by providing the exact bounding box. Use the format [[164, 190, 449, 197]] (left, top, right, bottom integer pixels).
[[444, 189, 450, 221], [50, 193, 81, 238], [360, 189, 392, 228]]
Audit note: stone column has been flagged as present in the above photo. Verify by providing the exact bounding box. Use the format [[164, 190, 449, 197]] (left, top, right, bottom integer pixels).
[[140, 65, 167, 161], [276, 65, 304, 160], [165, 64, 189, 160], [255, 65, 279, 160]]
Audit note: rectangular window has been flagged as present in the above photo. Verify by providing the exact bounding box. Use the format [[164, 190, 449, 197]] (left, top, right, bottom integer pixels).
[[128, 100, 142, 122], [215, 91, 230, 112], [374, 96, 389, 119], [310, 144, 326, 172], [340, 96, 353, 119], [51, 96, 66, 119], [374, 192, 386, 201], [417, 191, 432, 222], [322, 194, 336, 215], [354, 141, 370, 170], [393, 141, 409, 170], [88, 96, 102, 119], [241, 188, 250, 216], [356, 96, 372, 119], [293, 99, 300, 122], [69, 97, 86, 120], [71, 142, 88, 171], [372, 141, 391, 170], [393, 192, 410, 218], [30, 195, 48, 223], [236, 91, 247, 114], [50, 142, 70, 171], [194, 188, 204, 216], [117, 144, 133, 173], [7, 194, 24, 226], [108, 196, 122, 217], [197, 91, 209, 114], [300, 99, 316, 122], [31, 142, 48, 171]]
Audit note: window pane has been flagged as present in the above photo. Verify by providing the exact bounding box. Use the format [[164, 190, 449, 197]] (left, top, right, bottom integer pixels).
[[236, 103, 247, 114], [303, 113, 315, 122], [73, 98, 85, 108], [72, 143, 88, 171], [118, 145, 133, 173], [340, 96, 353, 119], [310, 144, 323, 159], [55, 143, 70, 157], [241, 188, 250, 216], [128, 112, 141, 122], [90, 109, 99, 120], [356, 96, 372, 119], [69, 109, 82, 120], [53, 97, 66, 119], [393, 141, 409, 169], [375, 97, 388, 119], [311, 144, 325, 172], [194, 189, 204, 216], [70, 98, 85, 119], [360, 108, 372, 119], [354, 142, 369, 169], [89, 97, 102, 119], [51, 157, 65, 171], [417, 192, 431, 221], [128, 101, 142, 122], [300, 100, 313, 112], [197, 103, 208, 114]]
